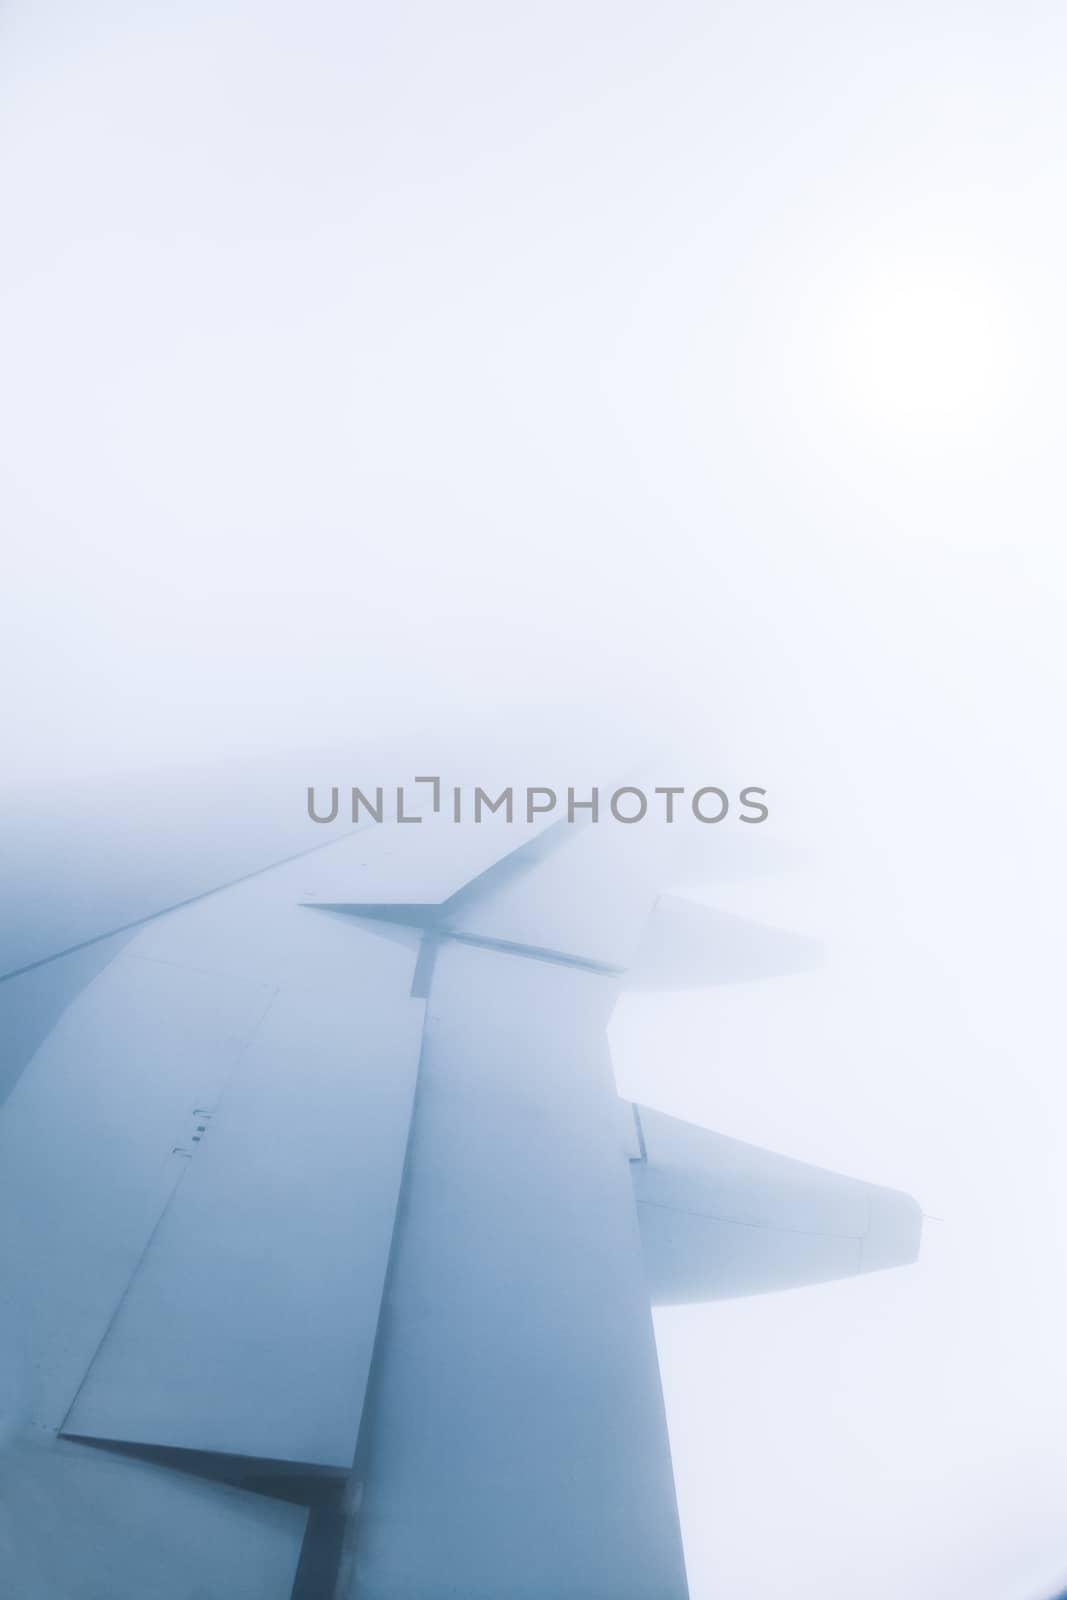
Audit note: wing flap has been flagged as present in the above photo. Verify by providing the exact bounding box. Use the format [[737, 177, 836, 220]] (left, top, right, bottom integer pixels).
[[63, 984, 423, 1468]]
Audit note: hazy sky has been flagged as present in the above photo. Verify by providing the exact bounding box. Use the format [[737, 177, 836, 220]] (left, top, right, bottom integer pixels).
[[3, 4, 1066, 1596]]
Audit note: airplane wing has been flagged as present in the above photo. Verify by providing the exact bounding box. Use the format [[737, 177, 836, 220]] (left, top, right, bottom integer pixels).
[[0, 772, 920, 1599]]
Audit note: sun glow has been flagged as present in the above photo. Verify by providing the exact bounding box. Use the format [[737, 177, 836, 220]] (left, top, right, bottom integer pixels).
[[834, 262, 1017, 444]]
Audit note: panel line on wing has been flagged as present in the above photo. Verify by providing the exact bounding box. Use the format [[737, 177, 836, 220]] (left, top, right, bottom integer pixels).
[[634, 1194, 868, 1240], [58, 983, 284, 1438]]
